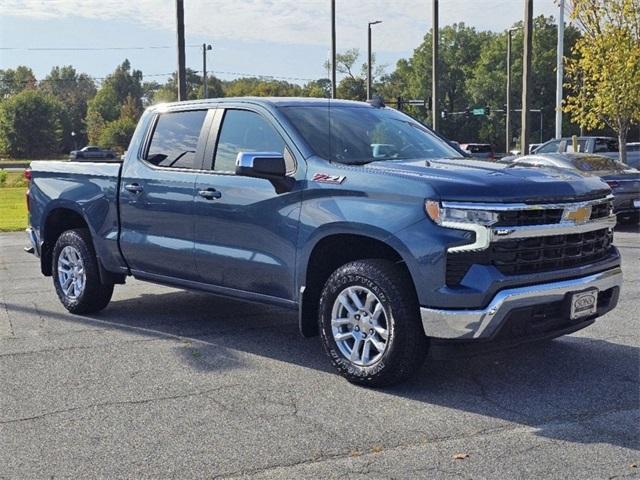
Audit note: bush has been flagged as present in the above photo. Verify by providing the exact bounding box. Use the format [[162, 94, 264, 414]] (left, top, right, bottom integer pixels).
[[0, 170, 7, 186]]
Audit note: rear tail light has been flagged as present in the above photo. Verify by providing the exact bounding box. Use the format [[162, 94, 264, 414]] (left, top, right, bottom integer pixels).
[[24, 168, 31, 212]]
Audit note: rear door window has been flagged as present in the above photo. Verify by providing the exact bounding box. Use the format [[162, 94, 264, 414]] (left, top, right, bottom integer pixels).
[[145, 110, 207, 169]]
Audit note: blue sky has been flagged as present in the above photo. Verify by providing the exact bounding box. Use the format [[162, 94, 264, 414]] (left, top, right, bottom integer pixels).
[[1, 0, 561, 85]]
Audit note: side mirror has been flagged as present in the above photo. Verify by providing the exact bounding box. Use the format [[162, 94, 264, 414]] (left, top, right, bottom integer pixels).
[[235, 152, 286, 179], [235, 151, 294, 193]]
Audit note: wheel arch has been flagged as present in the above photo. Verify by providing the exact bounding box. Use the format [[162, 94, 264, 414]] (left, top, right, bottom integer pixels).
[[40, 205, 125, 284], [298, 230, 417, 337]]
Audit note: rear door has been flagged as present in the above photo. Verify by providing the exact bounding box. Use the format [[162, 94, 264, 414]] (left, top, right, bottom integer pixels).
[[193, 106, 303, 301], [119, 108, 214, 280]]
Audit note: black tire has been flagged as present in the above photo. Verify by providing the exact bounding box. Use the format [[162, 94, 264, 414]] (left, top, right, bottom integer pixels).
[[52, 228, 114, 314], [319, 259, 428, 387]]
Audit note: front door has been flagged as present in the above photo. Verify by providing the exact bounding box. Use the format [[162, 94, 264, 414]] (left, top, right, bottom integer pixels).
[[193, 107, 303, 301], [119, 108, 211, 280]]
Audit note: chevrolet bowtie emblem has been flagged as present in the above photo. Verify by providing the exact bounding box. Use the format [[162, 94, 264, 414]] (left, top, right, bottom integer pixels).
[[564, 205, 592, 224]]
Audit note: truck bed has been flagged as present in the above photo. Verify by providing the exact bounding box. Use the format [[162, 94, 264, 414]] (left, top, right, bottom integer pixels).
[[28, 160, 126, 274]]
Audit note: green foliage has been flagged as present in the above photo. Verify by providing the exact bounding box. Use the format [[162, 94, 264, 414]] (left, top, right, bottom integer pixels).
[[86, 110, 106, 146], [98, 117, 137, 153], [40, 65, 97, 150], [0, 90, 63, 157], [301, 79, 331, 98], [0, 170, 6, 186], [87, 84, 120, 123], [0, 66, 37, 97], [564, 0, 640, 162]]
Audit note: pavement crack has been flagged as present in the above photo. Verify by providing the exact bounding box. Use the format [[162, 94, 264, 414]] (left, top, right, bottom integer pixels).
[[0, 384, 242, 424]]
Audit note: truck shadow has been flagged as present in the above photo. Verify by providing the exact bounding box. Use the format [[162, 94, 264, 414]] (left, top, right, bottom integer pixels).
[[5, 289, 638, 451]]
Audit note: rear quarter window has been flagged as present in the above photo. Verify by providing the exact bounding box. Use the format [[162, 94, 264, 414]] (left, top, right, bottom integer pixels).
[[145, 110, 207, 169]]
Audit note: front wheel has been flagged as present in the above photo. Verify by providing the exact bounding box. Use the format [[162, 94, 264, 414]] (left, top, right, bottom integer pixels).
[[319, 259, 428, 387], [52, 229, 114, 314]]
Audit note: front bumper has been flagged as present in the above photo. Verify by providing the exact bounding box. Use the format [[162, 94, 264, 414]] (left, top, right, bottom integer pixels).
[[420, 266, 622, 340]]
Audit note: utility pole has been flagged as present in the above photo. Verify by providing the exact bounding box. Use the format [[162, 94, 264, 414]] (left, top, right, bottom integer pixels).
[[432, 0, 439, 131], [506, 29, 513, 154], [521, 0, 533, 154], [331, 0, 337, 99], [367, 21, 382, 100], [555, 0, 565, 139], [176, 0, 187, 101], [506, 27, 521, 154], [202, 43, 212, 98]]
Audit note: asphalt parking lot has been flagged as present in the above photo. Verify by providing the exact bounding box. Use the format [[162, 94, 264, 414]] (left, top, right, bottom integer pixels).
[[1, 228, 638, 479]]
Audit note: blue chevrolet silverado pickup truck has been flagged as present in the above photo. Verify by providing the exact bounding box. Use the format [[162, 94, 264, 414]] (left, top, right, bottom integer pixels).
[[25, 98, 623, 386]]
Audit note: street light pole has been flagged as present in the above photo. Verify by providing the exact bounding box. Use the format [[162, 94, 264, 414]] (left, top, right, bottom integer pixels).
[[331, 0, 337, 99], [432, 0, 439, 131], [202, 43, 212, 98], [367, 20, 382, 101], [521, 0, 533, 154]]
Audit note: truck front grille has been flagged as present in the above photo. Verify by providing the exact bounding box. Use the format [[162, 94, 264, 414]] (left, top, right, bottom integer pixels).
[[492, 200, 612, 227], [446, 228, 614, 286], [494, 209, 563, 227]]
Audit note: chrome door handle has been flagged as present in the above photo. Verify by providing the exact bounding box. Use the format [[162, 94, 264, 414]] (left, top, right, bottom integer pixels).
[[198, 188, 222, 200], [124, 183, 143, 193]]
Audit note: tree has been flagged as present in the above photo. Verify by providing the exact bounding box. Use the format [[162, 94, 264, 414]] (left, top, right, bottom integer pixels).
[[325, 49, 386, 101], [0, 90, 63, 157], [87, 84, 120, 123], [301, 79, 332, 98], [86, 110, 106, 146], [564, 0, 640, 162], [40, 66, 97, 150], [0, 66, 37, 97], [98, 117, 137, 153], [223, 77, 302, 97], [102, 59, 143, 111]]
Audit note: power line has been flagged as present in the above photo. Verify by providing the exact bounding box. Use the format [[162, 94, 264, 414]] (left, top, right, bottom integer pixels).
[[0, 45, 202, 51]]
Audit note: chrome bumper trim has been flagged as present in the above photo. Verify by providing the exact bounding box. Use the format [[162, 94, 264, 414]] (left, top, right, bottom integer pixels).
[[25, 227, 40, 257], [420, 267, 622, 339]]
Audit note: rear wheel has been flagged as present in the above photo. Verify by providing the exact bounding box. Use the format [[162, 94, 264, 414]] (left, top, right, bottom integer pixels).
[[319, 259, 427, 387], [52, 229, 114, 314]]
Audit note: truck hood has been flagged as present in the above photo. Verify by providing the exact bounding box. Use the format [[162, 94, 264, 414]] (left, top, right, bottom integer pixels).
[[365, 158, 611, 203]]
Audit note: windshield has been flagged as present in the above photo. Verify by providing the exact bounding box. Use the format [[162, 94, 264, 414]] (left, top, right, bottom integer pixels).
[[569, 156, 626, 172], [278, 105, 461, 164]]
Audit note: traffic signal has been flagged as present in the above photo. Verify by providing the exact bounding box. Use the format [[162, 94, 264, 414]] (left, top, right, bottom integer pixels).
[[441, 109, 448, 119], [485, 106, 491, 116], [464, 107, 471, 118]]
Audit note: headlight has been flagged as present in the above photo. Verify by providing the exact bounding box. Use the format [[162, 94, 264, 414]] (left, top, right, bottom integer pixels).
[[425, 200, 499, 226]]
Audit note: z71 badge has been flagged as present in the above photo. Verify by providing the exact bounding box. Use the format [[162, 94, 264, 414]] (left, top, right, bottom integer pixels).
[[312, 173, 346, 184]]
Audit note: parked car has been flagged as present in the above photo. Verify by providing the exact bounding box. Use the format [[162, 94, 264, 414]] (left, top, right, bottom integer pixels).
[[459, 143, 495, 159], [26, 98, 622, 387], [627, 143, 640, 169], [501, 152, 640, 223], [69, 146, 117, 160], [533, 136, 640, 167]]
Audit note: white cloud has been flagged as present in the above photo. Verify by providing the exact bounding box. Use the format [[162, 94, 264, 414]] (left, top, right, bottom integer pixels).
[[3, 0, 560, 52]]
